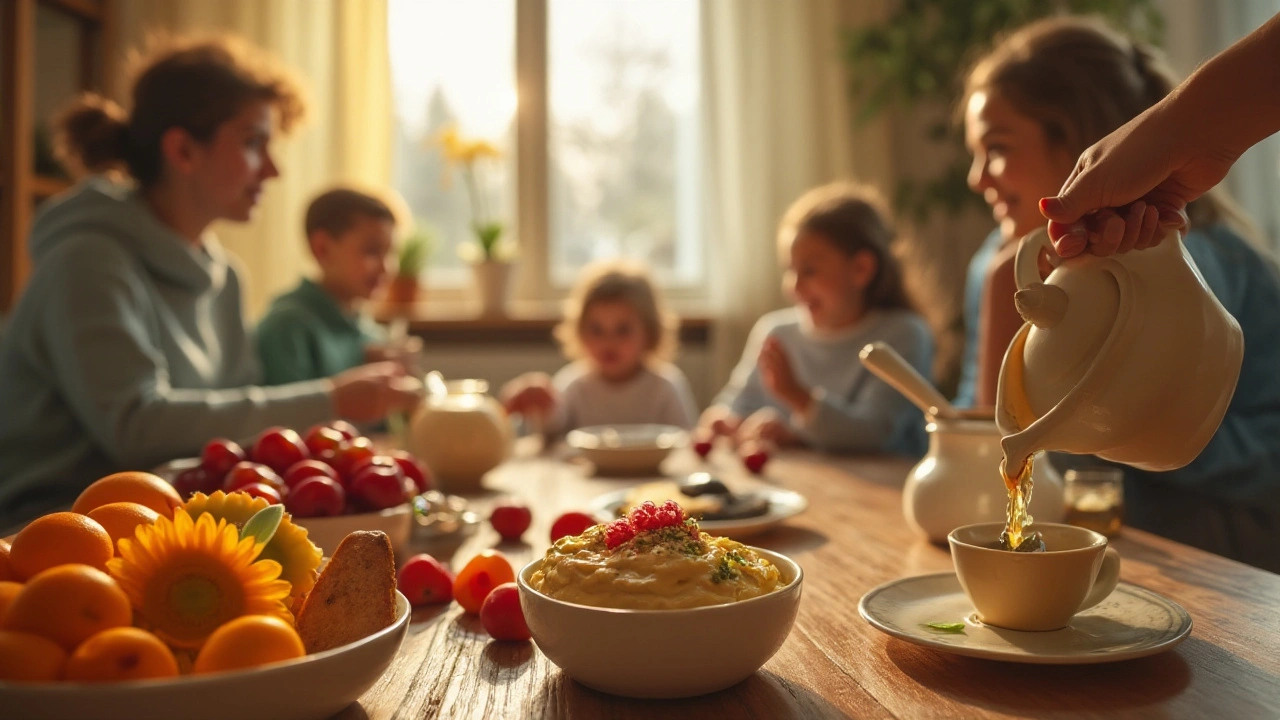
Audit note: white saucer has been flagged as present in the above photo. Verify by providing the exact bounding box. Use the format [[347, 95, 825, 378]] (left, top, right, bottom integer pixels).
[[589, 487, 807, 539], [858, 572, 1191, 664]]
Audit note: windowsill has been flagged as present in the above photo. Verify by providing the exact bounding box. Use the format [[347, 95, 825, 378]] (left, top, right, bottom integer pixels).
[[375, 302, 711, 345]]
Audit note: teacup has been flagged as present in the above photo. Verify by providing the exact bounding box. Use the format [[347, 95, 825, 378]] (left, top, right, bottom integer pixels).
[[948, 522, 1120, 631]]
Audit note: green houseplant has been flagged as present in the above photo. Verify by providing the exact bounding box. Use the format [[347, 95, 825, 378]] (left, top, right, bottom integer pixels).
[[386, 224, 434, 307], [843, 0, 1163, 223]]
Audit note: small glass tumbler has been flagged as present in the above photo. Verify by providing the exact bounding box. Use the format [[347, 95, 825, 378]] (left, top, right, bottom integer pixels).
[[1063, 468, 1124, 537]]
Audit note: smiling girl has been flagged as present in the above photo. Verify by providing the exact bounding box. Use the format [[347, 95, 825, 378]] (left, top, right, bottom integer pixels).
[[0, 37, 420, 528], [958, 17, 1280, 570], [699, 183, 933, 457]]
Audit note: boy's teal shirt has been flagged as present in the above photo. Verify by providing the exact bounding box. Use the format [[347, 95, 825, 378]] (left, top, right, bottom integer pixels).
[[256, 279, 385, 385]]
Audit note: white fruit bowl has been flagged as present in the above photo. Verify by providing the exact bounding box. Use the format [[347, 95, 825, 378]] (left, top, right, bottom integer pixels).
[[0, 591, 411, 720], [565, 424, 688, 477]]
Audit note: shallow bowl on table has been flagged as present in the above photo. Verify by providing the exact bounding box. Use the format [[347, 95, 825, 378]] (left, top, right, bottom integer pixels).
[[565, 424, 688, 477], [0, 592, 412, 720], [516, 548, 802, 699]]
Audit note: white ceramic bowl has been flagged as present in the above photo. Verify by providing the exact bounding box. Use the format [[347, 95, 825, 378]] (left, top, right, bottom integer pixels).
[[1, 591, 411, 720], [565, 424, 688, 477], [517, 548, 802, 698]]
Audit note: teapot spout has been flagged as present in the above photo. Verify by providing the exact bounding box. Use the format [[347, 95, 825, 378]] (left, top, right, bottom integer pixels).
[[1014, 283, 1068, 328]]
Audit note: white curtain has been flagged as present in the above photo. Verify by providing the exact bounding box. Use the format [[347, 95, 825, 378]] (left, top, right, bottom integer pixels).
[[700, 0, 897, 389], [110, 0, 393, 318]]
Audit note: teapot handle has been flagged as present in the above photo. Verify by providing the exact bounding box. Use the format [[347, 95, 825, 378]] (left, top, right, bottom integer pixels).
[[1014, 228, 1061, 291]]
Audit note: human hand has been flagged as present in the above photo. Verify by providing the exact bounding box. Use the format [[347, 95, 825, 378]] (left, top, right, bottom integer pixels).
[[698, 405, 741, 437], [1039, 103, 1232, 258], [330, 362, 424, 423], [735, 408, 798, 447], [500, 373, 557, 418], [366, 336, 425, 376], [758, 336, 811, 412]]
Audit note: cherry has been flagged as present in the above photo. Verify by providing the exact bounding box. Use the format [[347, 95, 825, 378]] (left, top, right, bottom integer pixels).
[[490, 504, 532, 541], [331, 437, 375, 484], [173, 466, 221, 500], [224, 461, 285, 493], [397, 554, 454, 605], [329, 420, 360, 440], [201, 438, 246, 478], [303, 425, 345, 457], [285, 477, 345, 518], [550, 512, 597, 543], [390, 450, 431, 494], [283, 459, 339, 489], [239, 482, 283, 505], [349, 464, 407, 511], [479, 583, 530, 641], [251, 427, 309, 475]]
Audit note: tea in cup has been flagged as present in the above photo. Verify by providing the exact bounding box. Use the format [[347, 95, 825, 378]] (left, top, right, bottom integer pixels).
[[948, 522, 1120, 631]]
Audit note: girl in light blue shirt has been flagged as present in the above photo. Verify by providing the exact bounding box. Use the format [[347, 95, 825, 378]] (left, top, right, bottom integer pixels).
[[701, 183, 933, 458]]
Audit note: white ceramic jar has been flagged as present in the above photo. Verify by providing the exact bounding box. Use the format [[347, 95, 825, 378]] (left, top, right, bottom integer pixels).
[[407, 380, 512, 493], [903, 419, 1064, 543]]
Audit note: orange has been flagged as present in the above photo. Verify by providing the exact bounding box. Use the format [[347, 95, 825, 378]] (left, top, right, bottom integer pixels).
[[72, 471, 183, 518], [87, 502, 161, 553], [193, 615, 305, 674], [2, 564, 132, 651], [0, 630, 67, 682], [0, 581, 22, 624], [9, 512, 114, 580], [0, 540, 13, 582], [65, 627, 178, 683]]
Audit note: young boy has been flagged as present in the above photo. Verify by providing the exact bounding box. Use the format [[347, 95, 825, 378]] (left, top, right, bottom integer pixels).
[[257, 187, 410, 385]]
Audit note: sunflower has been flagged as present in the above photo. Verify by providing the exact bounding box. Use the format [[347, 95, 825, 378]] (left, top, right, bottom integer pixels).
[[183, 491, 322, 598], [108, 510, 293, 650]]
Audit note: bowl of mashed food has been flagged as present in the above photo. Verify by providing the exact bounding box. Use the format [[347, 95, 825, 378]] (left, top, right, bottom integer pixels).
[[517, 500, 803, 698]]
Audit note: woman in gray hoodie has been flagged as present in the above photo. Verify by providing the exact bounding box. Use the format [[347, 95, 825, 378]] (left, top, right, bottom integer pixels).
[[0, 37, 421, 529]]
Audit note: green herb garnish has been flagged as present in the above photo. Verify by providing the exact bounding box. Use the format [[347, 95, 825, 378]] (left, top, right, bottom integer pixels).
[[922, 621, 966, 634]]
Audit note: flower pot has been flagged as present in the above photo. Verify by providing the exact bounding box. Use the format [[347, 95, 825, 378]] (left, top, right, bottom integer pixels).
[[386, 275, 420, 305], [471, 260, 512, 317]]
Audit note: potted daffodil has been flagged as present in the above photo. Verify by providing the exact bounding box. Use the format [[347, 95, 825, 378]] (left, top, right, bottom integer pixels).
[[436, 125, 515, 317]]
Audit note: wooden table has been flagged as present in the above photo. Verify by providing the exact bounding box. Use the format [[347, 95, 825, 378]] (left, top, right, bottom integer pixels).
[[349, 446, 1280, 719]]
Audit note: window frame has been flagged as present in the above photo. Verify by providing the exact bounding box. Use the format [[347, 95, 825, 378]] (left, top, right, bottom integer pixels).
[[401, 0, 709, 315]]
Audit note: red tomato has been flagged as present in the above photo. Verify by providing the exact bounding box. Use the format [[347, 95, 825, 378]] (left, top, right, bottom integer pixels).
[[479, 583, 530, 641]]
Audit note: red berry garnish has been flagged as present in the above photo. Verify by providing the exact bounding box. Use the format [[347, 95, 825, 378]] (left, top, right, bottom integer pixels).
[[603, 519, 636, 549]]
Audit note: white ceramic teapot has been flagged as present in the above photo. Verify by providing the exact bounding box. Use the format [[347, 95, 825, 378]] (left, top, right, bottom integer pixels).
[[407, 379, 512, 493], [996, 228, 1243, 473]]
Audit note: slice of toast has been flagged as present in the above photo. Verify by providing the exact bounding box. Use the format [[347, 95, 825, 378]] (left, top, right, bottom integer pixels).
[[296, 530, 397, 653]]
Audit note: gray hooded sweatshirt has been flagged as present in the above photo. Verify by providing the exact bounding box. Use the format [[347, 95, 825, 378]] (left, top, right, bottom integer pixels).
[[0, 178, 334, 528]]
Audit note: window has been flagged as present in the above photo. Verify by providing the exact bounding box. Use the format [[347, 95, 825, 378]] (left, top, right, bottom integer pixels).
[[388, 0, 704, 298]]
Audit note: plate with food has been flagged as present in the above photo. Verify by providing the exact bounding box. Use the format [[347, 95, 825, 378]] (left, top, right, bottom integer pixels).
[[588, 472, 807, 538]]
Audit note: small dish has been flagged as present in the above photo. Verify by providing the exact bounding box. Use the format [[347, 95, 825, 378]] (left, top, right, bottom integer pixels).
[[589, 487, 808, 539], [858, 572, 1191, 664], [566, 424, 688, 477], [517, 548, 802, 699], [1, 592, 412, 720]]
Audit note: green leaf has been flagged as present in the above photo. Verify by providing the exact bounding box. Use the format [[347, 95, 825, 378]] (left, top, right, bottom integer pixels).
[[922, 621, 967, 634], [241, 505, 284, 547]]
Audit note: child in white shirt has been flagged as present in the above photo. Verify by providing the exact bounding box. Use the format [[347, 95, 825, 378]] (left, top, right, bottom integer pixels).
[[700, 183, 934, 457], [502, 261, 697, 434]]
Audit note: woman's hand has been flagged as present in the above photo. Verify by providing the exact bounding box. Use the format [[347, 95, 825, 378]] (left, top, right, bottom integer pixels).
[[330, 362, 424, 423], [759, 337, 811, 413]]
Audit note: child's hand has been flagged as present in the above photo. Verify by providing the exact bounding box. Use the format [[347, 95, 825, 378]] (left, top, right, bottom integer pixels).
[[501, 373, 557, 418], [758, 337, 811, 413], [331, 362, 424, 423], [735, 408, 798, 447], [698, 406, 741, 437]]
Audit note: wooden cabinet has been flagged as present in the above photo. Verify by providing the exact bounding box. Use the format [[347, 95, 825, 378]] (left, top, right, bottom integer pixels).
[[1, 0, 115, 312]]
